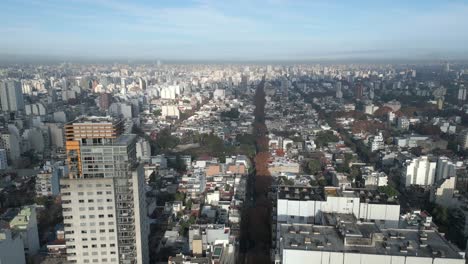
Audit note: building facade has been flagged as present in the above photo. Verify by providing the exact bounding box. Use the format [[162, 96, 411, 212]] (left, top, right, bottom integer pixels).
[[0, 80, 25, 112], [61, 117, 149, 264]]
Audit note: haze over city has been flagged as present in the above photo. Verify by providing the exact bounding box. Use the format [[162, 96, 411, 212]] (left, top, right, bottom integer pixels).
[[1, 1, 468, 264], [1, 0, 468, 60]]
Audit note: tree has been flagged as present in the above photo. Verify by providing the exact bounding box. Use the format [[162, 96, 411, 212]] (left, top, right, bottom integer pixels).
[[174, 192, 185, 202], [307, 160, 321, 175], [153, 109, 162, 117], [377, 185, 399, 198], [315, 131, 339, 147]]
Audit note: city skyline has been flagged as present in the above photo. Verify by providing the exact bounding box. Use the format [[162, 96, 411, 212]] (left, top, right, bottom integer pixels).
[[1, 0, 468, 60]]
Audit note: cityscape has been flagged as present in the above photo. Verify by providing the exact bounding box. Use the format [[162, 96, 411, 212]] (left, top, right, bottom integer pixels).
[[1, 1, 468, 264]]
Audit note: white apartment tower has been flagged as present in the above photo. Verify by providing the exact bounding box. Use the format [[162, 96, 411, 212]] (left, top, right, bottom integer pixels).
[[61, 117, 149, 264], [0, 80, 25, 112], [403, 156, 437, 187]]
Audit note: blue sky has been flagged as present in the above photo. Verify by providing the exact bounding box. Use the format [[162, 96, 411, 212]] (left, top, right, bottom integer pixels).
[[1, 0, 468, 60]]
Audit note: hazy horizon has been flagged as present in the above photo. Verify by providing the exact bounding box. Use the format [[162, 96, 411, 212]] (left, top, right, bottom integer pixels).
[[1, 0, 468, 61]]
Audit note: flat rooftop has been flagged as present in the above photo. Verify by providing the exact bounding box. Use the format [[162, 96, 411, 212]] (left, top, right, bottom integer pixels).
[[277, 186, 324, 201], [278, 220, 462, 259], [277, 186, 398, 205]]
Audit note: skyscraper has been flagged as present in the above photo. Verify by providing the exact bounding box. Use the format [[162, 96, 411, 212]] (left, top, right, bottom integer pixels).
[[354, 83, 363, 99], [0, 80, 25, 112], [61, 116, 149, 264], [458, 84, 467, 101]]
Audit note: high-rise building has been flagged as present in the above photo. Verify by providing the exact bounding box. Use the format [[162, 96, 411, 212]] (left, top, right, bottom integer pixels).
[[0, 80, 25, 112], [354, 83, 363, 99], [0, 149, 7, 170], [61, 116, 149, 264], [458, 84, 467, 101], [335, 81, 342, 99], [403, 156, 437, 187]]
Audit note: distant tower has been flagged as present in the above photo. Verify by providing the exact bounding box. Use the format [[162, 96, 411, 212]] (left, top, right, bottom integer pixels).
[[354, 83, 363, 100], [458, 85, 467, 101], [437, 97, 444, 110], [444, 62, 450, 73], [335, 81, 343, 99], [121, 78, 127, 95], [0, 80, 25, 112]]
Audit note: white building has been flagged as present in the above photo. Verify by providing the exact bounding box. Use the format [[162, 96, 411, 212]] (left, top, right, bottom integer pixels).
[[0, 80, 25, 112], [432, 176, 456, 207], [25, 103, 46, 116], [275, 217, 464, 264], [402, 156, 436, 187], [161, 105, 180, 119], [276, 186, 400, 228], [363, 172, 388, 187], [364, 104, 379, 115], [368, 132, 384, 152], [136, 138, 151, 161], [0, 229, 26, 264], [61, 119, 149, 264], [213, 89, 225, 100]]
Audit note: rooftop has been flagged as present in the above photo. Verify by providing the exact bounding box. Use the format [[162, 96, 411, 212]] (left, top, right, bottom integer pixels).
[[278, 186, 398, 204], [278, 216, 462, 259]]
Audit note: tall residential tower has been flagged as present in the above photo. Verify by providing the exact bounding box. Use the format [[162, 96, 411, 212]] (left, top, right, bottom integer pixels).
[[61, 116, 148, 264]]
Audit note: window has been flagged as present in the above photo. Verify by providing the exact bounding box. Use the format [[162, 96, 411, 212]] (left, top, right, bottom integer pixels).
[[79, 200, 84, 203], [83, 245, 88, 249], [88, 199, 94, 203], [89, 215, 95, 219], [107, 206, 113, 210], [99, 222, 105, 226], [100, 229, 105, 233], [106, 199, 112, 202], [99, 214, 104, 218], [107, 214, 113, 218], [98, 207, 104, 210], [109, 229, 114, 233], [101, 244, 106, 248], [79, 207, 86, 211], [81, 230, 87, 234], [82, 238, 88, 241], [106, 191, 112, 195], [97, 191, 103, 195], [91, 237, 97, 241], [92, 245, 97, 248], [78, 192, 84, 196], [80, 215, 86, 219], [89, 207, 95, 210], [110, 244, 115, 247]]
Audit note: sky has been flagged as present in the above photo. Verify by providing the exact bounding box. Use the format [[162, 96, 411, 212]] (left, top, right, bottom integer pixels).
[[1, 0, 468, 61]]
